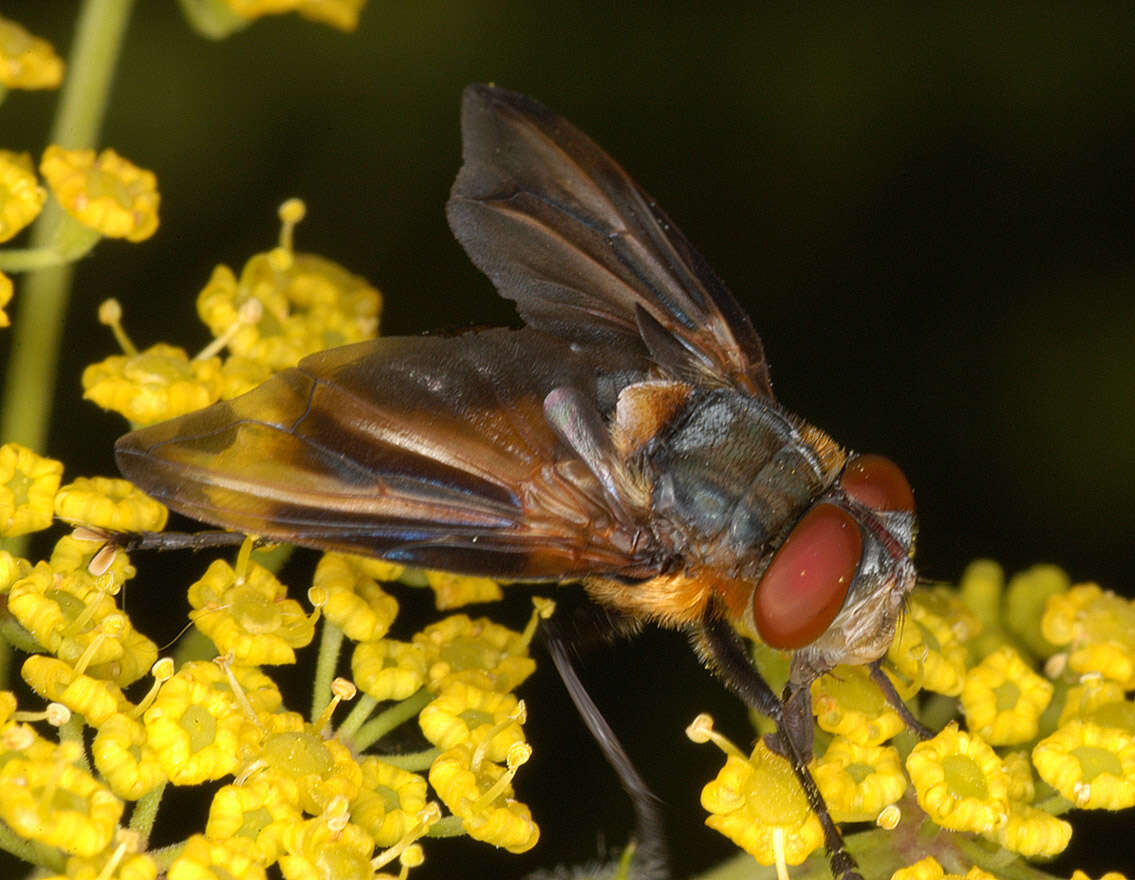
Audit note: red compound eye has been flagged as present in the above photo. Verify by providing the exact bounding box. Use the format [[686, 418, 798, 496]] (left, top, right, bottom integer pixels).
[[839, 454, 915, 514], [754, 503, 862, 649]]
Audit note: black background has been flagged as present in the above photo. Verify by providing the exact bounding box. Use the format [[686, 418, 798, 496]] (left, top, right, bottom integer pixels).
[[2, 4, 1134, 878]]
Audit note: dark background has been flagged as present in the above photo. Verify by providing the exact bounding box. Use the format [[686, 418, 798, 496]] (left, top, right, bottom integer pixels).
[[3, 4, 1134, 878]]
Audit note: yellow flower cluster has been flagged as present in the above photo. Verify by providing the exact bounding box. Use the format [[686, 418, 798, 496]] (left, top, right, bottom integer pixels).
[[83, 199, 382, 426], [1, 454, 538, 877], [692, 560, 1135, 877]]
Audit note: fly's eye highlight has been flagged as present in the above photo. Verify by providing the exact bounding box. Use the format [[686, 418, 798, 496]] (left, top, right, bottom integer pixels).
[[754, 503, 862, 649], [839, 453, 915, 514]]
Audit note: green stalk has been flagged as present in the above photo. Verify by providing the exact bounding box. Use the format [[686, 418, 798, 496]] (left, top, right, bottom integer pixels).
[[1, 0, 136, 457]]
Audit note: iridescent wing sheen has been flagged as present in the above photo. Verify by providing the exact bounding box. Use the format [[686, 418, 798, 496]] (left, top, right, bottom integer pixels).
[[447, 84, 773, 397], [115, 330, 657, 579]]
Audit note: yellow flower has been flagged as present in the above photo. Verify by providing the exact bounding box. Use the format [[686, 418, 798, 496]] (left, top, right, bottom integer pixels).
[[347, 553, 405, 583], [891, 856, 945, 880], [424, 569, 503, 609], [143, 660, 255, 784], [278, 812, 377, 880], [812, 738, 907, 823], [0, 270, 10, 326], [1042, 583, 1135, 688], [206, 776, 302, 863], [352, 638, 427, 702], [313, 553, 399, 642], [188, 557, 315, 665], [92, 712, 167, 800], [1032, 720, 1135, 809], [0, 443, 63, 536], [1000, 750, 1036, 803], [887, 589, 973, 696], [40, 145, 159, 241], [54, 476, 169, 532], [82, 343, 225, 425], [419, 680, 526, 763], [990, 800, 1071, 858], [196, 244, 380, 373], [905, 723, 1010, 832], [168, 834, 267, 880], [256, 728, 364, 815], [1071, 872, 1132, 880], [810, 664, 907, 746], [0, 744, 123, 857], [1059, 678, 1130, 728], [414, 613, 536, 693], [960, 645, 1054, 744], [0, 150, 46, 241], [0, 16, 64, 89], [429, 742, 540, 853], [699, 739, 824, 867], [21, 653, 126, 727], [353, 756, 428, 847], [7, 562, 126, 667]]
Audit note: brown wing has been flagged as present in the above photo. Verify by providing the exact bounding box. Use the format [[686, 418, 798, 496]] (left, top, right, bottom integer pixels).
[[447, 84, 773, 397], [115, 330, 657, 579]]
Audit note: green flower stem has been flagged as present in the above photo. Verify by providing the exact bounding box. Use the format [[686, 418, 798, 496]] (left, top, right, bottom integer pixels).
[[0, 0, 136, 505], [0, 230, 100, 272], [0, 821, 63, 872], [367, 745, 440, 774], [59, 713, 91, 772], [335, 692, 378, 741], [311, 618, 345, 720], [350, 688, 433, 752], [129, 782, 168, 847], [148, 839, 187, 873]]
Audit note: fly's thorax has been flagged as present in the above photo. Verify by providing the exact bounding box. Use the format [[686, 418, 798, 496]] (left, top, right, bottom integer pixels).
[[640, 387, 846, 572]]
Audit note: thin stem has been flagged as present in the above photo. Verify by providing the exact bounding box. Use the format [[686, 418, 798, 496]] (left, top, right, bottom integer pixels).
[[335, 692, 378, 741], [311, 619, 345, 721], [129, 782, 167, 847], [351, 688, 433, 752], [369, 746, 440, 774]]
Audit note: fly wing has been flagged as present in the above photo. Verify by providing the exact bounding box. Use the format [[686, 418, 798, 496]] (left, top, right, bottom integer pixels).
[[447, 84, 773, 397], [115, 329, 655, 579]]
